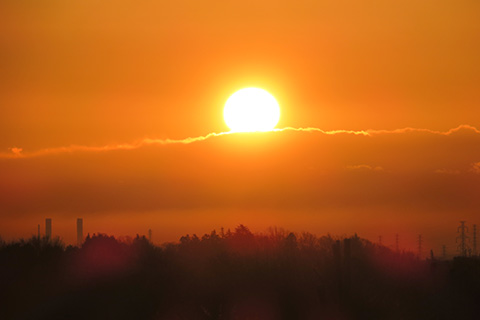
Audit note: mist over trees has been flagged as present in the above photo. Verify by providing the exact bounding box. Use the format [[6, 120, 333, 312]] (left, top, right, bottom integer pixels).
[[1, 225, 479, 319]]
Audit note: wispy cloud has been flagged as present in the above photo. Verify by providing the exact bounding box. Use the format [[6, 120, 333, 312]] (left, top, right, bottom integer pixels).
[[9, 147, 23, 156], [346, 164, 384, 171], [1, 125, 479, 159], [277, 124, 480, 136], [0, 132, 233, 159], [434, 168, 461, 175], [273, 127, 370, 136], [471, 162, 480, 174]]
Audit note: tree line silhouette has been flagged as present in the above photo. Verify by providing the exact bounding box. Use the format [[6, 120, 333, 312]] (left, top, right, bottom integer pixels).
[[1, 225, 479, 319]]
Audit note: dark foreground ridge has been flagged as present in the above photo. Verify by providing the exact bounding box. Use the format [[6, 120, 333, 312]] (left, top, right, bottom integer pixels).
[[1, 225, 479, 320]]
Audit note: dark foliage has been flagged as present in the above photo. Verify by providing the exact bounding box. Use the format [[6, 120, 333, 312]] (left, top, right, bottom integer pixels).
[[1, 226, 479, 320]]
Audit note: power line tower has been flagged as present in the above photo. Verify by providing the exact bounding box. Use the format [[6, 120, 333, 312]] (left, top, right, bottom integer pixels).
[[418, 234, 423, 258], [395, 234, 399, 252], [473, 224, 477, 256], [456, 221, 469, 257]]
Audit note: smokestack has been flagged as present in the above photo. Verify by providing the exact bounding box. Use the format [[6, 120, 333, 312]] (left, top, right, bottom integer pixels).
[[77, 218, 83, 246], [45, 218, 52, 239]]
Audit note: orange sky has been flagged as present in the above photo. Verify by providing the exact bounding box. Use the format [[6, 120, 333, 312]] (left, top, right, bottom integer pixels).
[[1, 1, 480, 256]]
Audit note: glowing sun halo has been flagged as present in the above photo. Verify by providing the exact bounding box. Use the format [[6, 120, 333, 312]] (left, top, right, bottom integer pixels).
[[224, 88, 280, 132]]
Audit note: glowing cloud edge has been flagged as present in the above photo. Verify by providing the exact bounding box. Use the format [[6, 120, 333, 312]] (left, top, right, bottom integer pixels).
[[1, 124, 479, 159]]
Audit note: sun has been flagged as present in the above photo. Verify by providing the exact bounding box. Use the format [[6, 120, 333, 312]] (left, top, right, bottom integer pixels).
[[223, 88, 280, 132]]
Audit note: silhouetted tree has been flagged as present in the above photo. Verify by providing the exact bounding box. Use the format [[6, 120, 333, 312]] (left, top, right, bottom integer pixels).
[[1, 226, 479, 319]]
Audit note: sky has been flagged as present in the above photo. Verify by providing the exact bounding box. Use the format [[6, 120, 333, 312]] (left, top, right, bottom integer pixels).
[[1, 1, 480, 255]]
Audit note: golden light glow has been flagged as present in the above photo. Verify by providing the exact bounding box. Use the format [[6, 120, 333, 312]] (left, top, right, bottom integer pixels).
[[223, 88, 280, 132]]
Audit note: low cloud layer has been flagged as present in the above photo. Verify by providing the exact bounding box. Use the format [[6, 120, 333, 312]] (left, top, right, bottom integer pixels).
[[1, 124, 479, 214], [1, 125, 479, 247], [2, 124, 478, 159]]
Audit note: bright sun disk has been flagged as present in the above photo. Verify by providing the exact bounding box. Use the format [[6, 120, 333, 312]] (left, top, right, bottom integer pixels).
[[223, 88, 280, 132]]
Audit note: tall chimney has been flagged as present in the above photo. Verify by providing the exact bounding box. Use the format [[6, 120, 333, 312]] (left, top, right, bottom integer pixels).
[[77, 218, 83, 246], [45, 218, 52, 239]]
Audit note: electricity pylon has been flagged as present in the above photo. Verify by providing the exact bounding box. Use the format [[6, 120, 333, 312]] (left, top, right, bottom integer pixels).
[[418, 234, 423, 258], [456, 221, 469, 257], [473, 224, 477, 256]]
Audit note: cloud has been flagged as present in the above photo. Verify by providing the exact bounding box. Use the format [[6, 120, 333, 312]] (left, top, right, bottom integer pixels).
[[9, 147, 22, 156], [471, 162, 480, 174], [0, 131, 233, 159], [346, 165, 384, 171], [1, 124, 479, 159], [274, 127, 370, 136], [2, 122, 480, 226], [365, 124, 480, 136], [276, 124, 480, 136], [434, 168, 461, 175]]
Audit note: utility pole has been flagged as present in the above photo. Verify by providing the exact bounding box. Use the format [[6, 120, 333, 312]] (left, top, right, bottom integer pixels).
[[395, 234, 399, 252], [456, 221, 469, 257], [418, 234, 423, 258], [473, 224, 477, 256]]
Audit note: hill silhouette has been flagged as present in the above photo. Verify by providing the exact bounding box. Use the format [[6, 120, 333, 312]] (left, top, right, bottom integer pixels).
[[1, 225, 479, 319]]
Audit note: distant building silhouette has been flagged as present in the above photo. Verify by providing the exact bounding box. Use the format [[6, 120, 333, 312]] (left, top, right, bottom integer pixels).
[[77, 218, 83, 246], [45, 218, 52, 239]]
